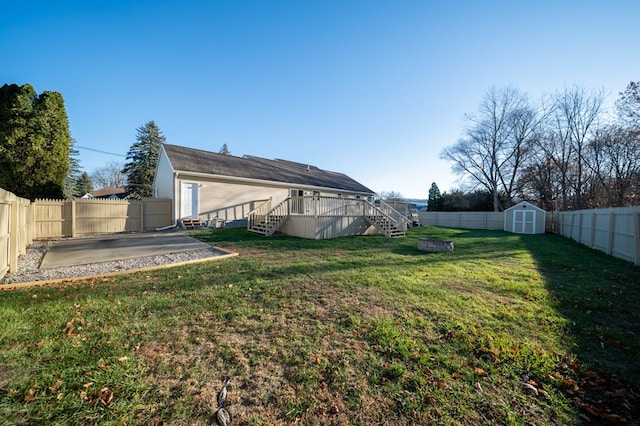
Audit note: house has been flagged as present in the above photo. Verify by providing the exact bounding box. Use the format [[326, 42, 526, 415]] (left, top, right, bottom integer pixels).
[[153, 144, 410, 238], [504, 201, 546, 234], [82, 187, 127, 200]]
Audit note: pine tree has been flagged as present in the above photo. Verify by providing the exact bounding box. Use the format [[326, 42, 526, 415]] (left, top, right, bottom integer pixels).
[[122, 121, 165, 198], [75, 172, 93, 197], [0, 83, 70, 199], [64, 138, 82, 198], [218, 143, 231, 155], [427, 182, 443, 211]]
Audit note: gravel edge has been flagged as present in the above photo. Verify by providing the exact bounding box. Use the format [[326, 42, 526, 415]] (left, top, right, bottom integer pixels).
[[1, 240, 227, 285]]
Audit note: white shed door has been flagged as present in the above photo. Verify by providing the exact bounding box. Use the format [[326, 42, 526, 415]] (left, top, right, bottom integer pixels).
[[180, 182, 199, 219], [513, 210, 536, 234]]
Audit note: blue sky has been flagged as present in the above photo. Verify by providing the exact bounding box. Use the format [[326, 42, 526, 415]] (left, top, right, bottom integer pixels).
[[2, 1, 638, 199]]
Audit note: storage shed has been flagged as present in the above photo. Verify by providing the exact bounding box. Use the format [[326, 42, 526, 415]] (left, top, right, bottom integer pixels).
[[504, 201, 545, 234]]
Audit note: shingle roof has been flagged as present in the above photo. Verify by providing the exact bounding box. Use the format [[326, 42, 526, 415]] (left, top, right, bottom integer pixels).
[[88, 187, 127, 198], [162, 144, 374, 194]]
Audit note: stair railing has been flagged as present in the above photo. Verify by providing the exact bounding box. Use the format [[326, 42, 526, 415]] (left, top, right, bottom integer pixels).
[[363, 200, 395, 221], [377, 200, 412, 231], [247, 198, 272, 231]]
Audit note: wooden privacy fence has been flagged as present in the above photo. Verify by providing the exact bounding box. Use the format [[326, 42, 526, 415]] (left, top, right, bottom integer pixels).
[[0, 188, 33, 277], [33, 198, 172, 238]]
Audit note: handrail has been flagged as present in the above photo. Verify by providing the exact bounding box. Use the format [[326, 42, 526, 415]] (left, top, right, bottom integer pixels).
[[363, 200, 397, 223], [247, 198, 273, 216], [247, 198, 272, 231], [204, 198, 270, 225], [378, 200, 412, 231]]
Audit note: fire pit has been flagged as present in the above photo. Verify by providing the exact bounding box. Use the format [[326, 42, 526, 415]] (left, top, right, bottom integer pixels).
[[418, 238, 454, 253]]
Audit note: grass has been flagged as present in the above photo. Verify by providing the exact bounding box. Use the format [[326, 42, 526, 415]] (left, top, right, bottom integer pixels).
[[1, 226, 639, 425]]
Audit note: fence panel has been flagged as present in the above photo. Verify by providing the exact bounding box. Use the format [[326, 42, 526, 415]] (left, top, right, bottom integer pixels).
[[142, 198, 172, 230], [0, 191, 10, 277], [418, 211, 504, 230], [554, 207, 640, 265], [33, 199, 70, 238], [0, 188, 33, 277], [33, 198, 172, 238]]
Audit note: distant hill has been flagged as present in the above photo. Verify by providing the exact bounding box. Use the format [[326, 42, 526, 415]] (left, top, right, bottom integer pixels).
[[401, 198, 428, 209]]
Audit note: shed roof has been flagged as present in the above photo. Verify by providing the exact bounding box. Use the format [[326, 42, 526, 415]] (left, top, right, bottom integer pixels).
[[162, 144, 375, 194], [505, 201, 545, 212]]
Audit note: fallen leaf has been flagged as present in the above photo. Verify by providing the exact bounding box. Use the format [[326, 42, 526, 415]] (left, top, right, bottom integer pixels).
[[474, 368, 487, 376], [24, 389, 36, 403]]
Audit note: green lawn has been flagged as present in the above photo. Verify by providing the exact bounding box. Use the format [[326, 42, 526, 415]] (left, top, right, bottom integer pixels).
[[1, 226, 639, 425]]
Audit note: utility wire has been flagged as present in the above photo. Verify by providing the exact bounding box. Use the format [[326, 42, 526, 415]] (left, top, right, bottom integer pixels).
[[76, 145, 126, 157]]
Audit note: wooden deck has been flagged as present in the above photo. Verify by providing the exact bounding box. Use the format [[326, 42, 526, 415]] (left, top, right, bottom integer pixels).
[[247, 196, 412, 239]]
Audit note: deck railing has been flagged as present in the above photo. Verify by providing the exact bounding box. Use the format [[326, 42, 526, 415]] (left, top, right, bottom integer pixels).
[[377, 200, 412, 231], [363, 200, 405, 230], [203, 199, 270, 226], [288, 195, 364, 217], [248, 195, 408, 236], [247, 198, 273, 230]]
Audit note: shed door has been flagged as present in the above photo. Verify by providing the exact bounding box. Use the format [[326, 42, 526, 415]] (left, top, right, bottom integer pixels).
[[513, 210, 536, 234], [180, 182, 199, 219]]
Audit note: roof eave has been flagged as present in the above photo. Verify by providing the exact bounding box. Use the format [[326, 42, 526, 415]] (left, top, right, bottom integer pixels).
[[173, 169, 375, 196]]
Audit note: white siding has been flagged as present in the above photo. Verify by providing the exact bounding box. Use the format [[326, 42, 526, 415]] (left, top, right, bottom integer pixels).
[[154, 148, 175, 200]]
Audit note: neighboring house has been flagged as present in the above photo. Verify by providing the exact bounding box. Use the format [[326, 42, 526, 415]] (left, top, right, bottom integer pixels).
[[153, 144, 410, 238], [82, 187, 127, 200]]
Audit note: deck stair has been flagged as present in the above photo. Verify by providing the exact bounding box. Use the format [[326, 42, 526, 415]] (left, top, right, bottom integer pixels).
[[180, 218, 204, 230], [249, 215, 287, 236], [364, 213, 406, 237], [248, 198, 289, 236]]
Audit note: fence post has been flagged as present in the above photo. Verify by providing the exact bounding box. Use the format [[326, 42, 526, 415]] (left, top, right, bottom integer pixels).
[[633, 211, 640, 266], [140, 201, 144, 232], [9, 201, 18, 272], [578, 213, 584, 243], [569, 214, 575, 240], [607, 212, 615, 256], [590, 213, 596, 248], [70, 199, 76, 237], [559, 212, 563, 236]]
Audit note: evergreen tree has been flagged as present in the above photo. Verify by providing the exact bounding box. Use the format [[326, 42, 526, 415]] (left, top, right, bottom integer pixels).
[[64, 138, 82, 198], [75, 172, 93, 197], [427, 182, 443, 211], [218, 143, 231, 155], [0, 83, 70, 199], [122, 121, 165, 198]]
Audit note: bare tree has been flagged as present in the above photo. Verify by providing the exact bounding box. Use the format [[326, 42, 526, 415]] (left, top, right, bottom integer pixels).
[[441, 87, 544, 211], [518, 146, 562, 211], [589, 126, 640, 207], [91, 160, 127, 189], [377, 190, 403, 200], [615, 81, 640, 129], [553, 85, 605, 209]]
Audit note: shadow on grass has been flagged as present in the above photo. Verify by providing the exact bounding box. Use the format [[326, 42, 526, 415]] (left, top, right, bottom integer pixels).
[[192, 226, 640, 422], [519, 233, 640, 380]]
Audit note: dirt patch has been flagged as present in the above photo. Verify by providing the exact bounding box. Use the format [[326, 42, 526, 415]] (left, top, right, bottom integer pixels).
[[134, 275, 410, 424]]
